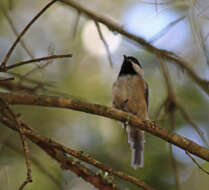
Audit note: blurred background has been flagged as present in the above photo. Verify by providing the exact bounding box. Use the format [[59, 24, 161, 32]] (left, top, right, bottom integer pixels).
[[0, 0, 209, 189]]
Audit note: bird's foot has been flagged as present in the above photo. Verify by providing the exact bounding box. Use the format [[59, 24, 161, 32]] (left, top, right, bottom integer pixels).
[[124, 114, 130, 128]]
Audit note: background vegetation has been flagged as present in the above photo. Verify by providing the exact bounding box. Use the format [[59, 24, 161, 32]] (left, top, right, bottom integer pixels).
[[0, 0, 208, 190]]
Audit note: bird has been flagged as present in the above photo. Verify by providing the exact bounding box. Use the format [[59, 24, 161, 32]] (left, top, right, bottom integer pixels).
[[112, 55, 149, 169]]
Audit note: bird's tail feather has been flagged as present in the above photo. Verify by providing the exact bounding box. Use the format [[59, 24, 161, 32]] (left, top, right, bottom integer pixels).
[[126, 126, 145, 169]]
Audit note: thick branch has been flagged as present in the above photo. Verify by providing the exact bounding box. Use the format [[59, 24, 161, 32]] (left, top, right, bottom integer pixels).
[[1, 117, 153, 190], [58, 0, 209, 96], [0, 92, 208, 162], [0, 117, 119, 190]]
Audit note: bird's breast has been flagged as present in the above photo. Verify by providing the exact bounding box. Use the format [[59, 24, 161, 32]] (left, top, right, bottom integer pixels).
[[112, 75, 148, 119]]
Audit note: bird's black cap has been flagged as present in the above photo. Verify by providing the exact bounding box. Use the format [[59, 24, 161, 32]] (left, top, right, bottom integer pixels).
[[119, 55, 142, 77]]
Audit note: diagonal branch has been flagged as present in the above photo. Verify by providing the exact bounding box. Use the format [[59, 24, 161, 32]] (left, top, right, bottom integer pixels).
[[0, 99, 32, 190], [2, 8, 34, 59], [94, 21, 113, 67], [158, 56, 182, 190], [0, 77, 15, 82], [157, 56, 209, 147], [4, 54, 72, 71], [0, 0, 57, 70], [185, 151, 209, 175], [149, 16, 186, 43], [58, 0, 209, 96], [0, 116, 134, 190], [5, 141, 62, 189], [2, 116, 154, 190], [0, 92, 208, 162]]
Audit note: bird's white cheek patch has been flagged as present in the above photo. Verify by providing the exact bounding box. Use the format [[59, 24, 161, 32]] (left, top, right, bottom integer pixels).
[[132, 63, 143, 75]]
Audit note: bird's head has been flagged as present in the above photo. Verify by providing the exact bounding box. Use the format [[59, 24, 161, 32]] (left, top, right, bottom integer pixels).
[[119, 55, 143, 77]]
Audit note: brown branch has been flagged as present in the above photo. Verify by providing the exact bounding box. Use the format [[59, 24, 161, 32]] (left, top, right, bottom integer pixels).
[[1, 116, 153, 190], [158, 55, 208, 186], [176, 101, 209, 148], [94, 21, 113, 67], [0, 92, 209, 162], [20, 45, 56, 80], [0, 99, 32, 190], [0, 0, 57, 70], [185, 151, 209, 175], [5, 141, 62, 189], [0, 81, 39, 93], [0, 77, 15, 82], [157, 56, 209, 147], [3, 54, 72, 71], [39, 139, 154, 189], [158, 57, 182, 190], [0, 116, 121, 190], [58, 0, 209, 96], [158, 55, 174, 97], [4, 129, 153, 189], [9, 72, 53, 87]]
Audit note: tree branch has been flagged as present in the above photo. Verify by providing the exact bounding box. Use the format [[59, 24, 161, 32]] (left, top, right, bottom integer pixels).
[[5, 141, 62, 189], [58, 0, 209, 96], [0, 99, 32, 190], [0, 92, 208, 162], [185, 151, 209, 175], [2, 8, 34, 59], [157, 56, 209, 147], [0, 0, 57, 70], [4, 54, 72, 71], [0, 116, 131, 190], [94, 21, 113, 67]]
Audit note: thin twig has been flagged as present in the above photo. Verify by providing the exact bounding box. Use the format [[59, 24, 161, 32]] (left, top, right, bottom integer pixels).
[[51, 144, 154, 190], [169, 113, 181, 190], [205, 32, 209, 41], [169, 145, 182, 190], [1, 117, 120, 190], [2, 8, 34, 59], [21, 45, 55, 79], [176, 101, 209, 148], [158, 56, 209, 152], [9, 72, 53, 87], [154, 98, 166, 120], [158, 56, 181, 190], [5, 54, 72, 71], [72, 10, 81, 38], [5, 141, 62, 189], [158, 55, 174, 96], [154, 0, 158, 15], [0, 99, 32, 190], [0, 115, 154, 190], [59, 0, 209, 96], [0, 0, 57, 70], [149, 16, 186, 43], [185, 151, 209, 175], [139, 0, 173, 5], [0, 92, 209, 161], [0, 77, 15, 82], [0, 81, 42, 93], [94, 21, 113, 67]]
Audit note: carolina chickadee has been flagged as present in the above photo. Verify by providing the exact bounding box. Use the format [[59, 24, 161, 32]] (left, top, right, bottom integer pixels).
[[112, 55, 149, 169]]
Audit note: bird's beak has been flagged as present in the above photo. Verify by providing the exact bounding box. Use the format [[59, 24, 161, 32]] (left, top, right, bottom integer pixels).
[[123, 55, 127, 60]]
